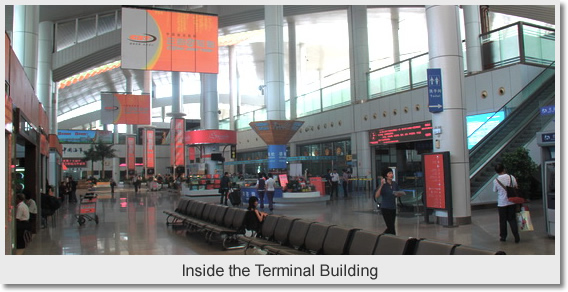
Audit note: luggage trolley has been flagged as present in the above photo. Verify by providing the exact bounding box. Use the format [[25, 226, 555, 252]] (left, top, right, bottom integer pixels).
[[77, 193, 99, 226]]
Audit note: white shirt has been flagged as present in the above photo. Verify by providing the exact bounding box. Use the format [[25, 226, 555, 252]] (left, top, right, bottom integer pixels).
[[26, 199, 38, 215], [331, 172, 340, 182], [493, 174, 518, 207], [265, 177, 276, 191], [16, 201, 30, 221]]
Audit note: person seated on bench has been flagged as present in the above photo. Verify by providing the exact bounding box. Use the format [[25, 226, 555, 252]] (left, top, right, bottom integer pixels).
[[245, 196, 268, 236]]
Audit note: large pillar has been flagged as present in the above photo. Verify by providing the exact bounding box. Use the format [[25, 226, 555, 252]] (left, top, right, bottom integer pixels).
[[201, 73, 220, 174], [113, 124, 120, 182], [288, 20, 298, 120], [37, 21, 53, 111], [13, 5, 39, 86], [348, 5, 369, 102], [348, 6, 372, 183], [390, 8, 401, 65], [264, 5, 286, 121], [426, 5, 471, 225], [463, 5, 483, 74], [168, 71, 186, 175], [229, 46, 237, 130]]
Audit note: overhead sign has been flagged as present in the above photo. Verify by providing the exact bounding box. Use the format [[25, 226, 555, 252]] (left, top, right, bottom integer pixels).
[[101, 93, 151, 125], [121, 6, 218, 73], [185, 129, 237, 145], [540, 105, 555, 115], [369, 121, 433, 145], [268, 145, 287, 169], [58, 130, 113, 144], [427, 68, 443, 113]]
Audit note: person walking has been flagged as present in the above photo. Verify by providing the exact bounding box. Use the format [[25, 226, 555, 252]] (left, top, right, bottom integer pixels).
[[342, 170, 351, 197], [374, 167, 402, 235], [23, 191, 38, 234], [15, 193, 30, 250], [330, 169, 340, 199], [219, 172, 231, 205], [493, 163, 521, 243], [255, 173, 266, 209], [110, 178, 117, 195], [265, 173, 276, 213]]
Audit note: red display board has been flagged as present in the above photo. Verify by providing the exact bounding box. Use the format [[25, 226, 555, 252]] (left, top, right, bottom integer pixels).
[[309, 177, 325, 197], [369, 121, 433, 145], [423, 153, 447, 209], [170, 118, 185, 167]]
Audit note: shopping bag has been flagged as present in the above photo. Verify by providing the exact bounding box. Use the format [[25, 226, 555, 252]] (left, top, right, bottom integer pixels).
[[517, 209, 534, 232]]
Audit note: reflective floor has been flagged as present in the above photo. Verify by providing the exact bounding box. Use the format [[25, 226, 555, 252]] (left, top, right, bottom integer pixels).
[[21, 185, 555, 256]]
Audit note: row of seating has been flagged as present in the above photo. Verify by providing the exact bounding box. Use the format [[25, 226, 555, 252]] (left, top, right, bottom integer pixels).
[[240, 214, 506, 255], [163, 197, 249, 250], [164, 198, 506, 255]]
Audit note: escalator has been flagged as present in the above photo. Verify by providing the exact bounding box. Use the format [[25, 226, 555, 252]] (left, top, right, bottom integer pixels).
[[469, 63, 555, 198]]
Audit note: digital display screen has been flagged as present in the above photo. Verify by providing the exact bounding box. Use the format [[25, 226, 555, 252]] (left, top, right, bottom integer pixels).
[[369, 121, 433, 145]]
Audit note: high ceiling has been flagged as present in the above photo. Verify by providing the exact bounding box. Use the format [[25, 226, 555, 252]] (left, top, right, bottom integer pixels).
[[4, 5, 556, 129]]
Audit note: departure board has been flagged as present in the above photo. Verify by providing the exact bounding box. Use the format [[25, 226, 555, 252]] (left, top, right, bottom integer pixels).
[[369, 121, 433, 145]]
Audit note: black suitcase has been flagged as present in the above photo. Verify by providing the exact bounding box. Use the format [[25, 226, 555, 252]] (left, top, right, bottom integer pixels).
[[228, 189, 242, 206]]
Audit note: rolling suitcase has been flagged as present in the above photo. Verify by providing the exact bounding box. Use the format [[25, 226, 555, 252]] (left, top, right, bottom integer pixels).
[[228, 189, 242, 206]]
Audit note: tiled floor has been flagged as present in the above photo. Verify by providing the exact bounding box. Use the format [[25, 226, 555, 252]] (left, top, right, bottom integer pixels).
[[20, 185, 555, 256]]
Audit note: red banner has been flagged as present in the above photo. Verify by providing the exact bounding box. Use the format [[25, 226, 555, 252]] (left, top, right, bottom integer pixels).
[[423, 153, 446, 209], [127, 136, 136, 172], [144, 129, 156, 169], [101, 93, 151, 125], [188, 147, 196, 161], [170, 118, 185, 167], [184, 129, 237, 145]]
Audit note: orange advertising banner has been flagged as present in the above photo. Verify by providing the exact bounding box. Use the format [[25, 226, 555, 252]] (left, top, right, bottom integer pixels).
[[127, 136, 136, 172], [121, 6, 218, 73], [174, 119, 185, 166], [101, 93, 151, 125], [144, 129, 156, 169]]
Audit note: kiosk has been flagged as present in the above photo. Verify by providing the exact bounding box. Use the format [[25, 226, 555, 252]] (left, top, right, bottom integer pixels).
[[536, 131, 555, 237]]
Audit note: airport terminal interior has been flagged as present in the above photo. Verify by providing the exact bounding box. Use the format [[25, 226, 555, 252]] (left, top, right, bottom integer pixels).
[[4, 4, 557, 259]]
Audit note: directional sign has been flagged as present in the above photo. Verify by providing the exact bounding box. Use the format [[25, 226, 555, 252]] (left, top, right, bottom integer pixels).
[[427, 68, 444, 113]]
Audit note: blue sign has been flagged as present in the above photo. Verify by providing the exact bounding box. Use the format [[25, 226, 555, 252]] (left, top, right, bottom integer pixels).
[[427, 68, 444, 113], [542, 133, 555, 143], [267, 145, 287, 169], [540, 105, 555, 115]]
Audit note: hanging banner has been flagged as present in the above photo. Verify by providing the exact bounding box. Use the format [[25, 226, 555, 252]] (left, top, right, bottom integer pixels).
[[184, 129, 237, 145], [143, 129, 156, 169], [121, 6, 218, 73], [101, 93, 151, 125], [126, 136, 136, 175], [188, 147, 196, 161], [170, 118, 185, 167]]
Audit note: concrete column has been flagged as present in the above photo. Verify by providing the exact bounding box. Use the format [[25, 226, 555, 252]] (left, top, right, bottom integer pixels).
[[144, 70, 153, 122], [171, 71, 183, 114], [229, 46, 237, 130], [390, 8, 401, 65], [288, 20, 298, 120], [13, 5, 39, 86], [348, 6, 370, 102], [201, 73, 219, 130], [113, 124, 120, 183], [264, 5, 286, 120], [37, 21, 53, 112], [124, 70, 134, 134], [354, 132, 372, 180], [463, 5, 483, 74], [426, 5, 471, 225]]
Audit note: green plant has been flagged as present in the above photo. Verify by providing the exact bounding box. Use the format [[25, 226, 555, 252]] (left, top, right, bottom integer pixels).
[[81, 146, 100, 176], [501, 147, 540, 199], [94, 141, 117, 179]]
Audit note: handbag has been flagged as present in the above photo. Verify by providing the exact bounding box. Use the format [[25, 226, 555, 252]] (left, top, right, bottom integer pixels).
[[517, 206, 534, 232], [495, 175, 525, 204]]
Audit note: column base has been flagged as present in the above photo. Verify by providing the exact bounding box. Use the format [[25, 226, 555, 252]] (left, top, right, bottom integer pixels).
[[436, 215, 472, 226]]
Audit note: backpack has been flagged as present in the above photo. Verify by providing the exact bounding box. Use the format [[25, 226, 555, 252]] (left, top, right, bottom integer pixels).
[[257, 178, 266, 190]]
